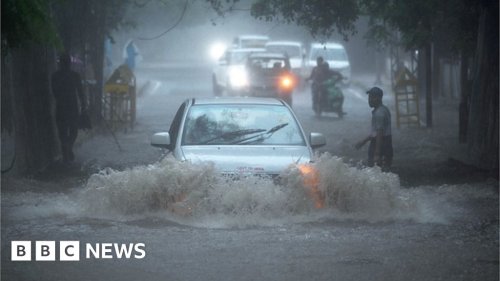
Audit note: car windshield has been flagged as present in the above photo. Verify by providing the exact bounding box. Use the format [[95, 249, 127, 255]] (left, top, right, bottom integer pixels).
[[247, 57, 288, 70], [182, 104, 305, 146], [228, 51, 258, 64], [310, 48, 347, 61], [266, 45, 301, 57]]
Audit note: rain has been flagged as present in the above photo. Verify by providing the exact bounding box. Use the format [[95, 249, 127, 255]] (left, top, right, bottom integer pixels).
[[1, 1, 498, 280]]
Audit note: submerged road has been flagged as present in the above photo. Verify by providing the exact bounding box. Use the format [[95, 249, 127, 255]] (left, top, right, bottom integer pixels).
[[1, 61, 498, 281]]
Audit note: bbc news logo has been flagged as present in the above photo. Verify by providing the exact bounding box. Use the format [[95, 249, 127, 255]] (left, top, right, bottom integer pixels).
[[11, 241, 146, 261]]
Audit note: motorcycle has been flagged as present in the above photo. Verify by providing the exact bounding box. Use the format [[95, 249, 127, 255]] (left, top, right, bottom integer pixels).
[[311, 74, 345, 118]]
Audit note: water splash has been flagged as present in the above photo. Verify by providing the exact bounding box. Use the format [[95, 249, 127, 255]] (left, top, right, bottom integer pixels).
[[5, 154, 494, 228], [77, 154, 425, 226]]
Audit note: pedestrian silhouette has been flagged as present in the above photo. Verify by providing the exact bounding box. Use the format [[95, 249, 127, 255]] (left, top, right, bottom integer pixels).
[[124, 40, 139, 71], [51, 53, 86, 162], [355, 87, 393, 171]]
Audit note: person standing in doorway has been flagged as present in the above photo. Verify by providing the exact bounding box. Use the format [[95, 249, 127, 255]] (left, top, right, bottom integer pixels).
[[51, 53, 86, 162], [355, 87, 393, 171]]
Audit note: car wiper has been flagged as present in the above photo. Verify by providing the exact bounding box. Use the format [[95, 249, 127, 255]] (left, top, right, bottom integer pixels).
[[231, 123, 289, 145], [201, 128, 266, 144]]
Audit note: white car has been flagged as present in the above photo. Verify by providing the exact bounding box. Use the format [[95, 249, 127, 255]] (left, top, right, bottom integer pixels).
[[151, 97, 326, 178], [232, 35, 269, 49], [212, 48, 265, 96], [265, 41, 306, 78], [307, 42, 351, 86], [244, 52, 296, 106]]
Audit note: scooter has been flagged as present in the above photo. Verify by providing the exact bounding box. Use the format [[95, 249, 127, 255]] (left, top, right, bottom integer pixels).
[[312, 75, 345, 118]]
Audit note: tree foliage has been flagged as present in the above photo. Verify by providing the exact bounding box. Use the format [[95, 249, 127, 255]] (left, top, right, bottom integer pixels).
[[250, 0, 359, 40], [207, 0, 484, 54], [1, 0, 62, 56], [361, 0, 482, 54]]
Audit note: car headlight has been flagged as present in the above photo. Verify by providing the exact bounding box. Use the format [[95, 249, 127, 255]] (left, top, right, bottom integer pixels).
[[297, 164, 325, 209], [229, 68, 248, 88], [209, 42, 226, 61]]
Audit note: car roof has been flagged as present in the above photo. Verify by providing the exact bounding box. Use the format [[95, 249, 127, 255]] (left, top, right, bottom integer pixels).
[[236, 35, 270, 40], [310, 42, 345, 49], [248, 52, 288, 59], [192, 97, 285, 106], [227, 48, 266, 53], [266, 41, 302, 47]]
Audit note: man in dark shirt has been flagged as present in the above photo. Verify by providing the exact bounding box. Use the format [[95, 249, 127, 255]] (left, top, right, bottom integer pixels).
[[51, 53, 86, 162], [355, 87, 393, 171]]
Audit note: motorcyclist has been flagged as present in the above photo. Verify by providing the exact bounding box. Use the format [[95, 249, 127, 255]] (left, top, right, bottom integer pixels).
[[322, 62, 345, 117], [307, 57, 329, 112]]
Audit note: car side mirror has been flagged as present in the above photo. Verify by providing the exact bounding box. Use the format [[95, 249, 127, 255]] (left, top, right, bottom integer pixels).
[[310, 132, 326, 148], [151, 132, 171, 149]]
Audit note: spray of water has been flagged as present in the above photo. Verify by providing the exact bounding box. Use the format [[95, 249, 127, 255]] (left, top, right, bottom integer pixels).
[[76, 154, 426, 226], [5, 154, 494, 228]]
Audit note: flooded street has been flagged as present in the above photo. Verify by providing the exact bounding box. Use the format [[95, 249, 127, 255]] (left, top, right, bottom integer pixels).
[[2, 62, 498, 281]]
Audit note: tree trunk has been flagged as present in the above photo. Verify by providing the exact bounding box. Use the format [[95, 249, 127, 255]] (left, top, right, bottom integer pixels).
[[458, 54, 470, 143], [5, 45, 59, 174], [467, 3, 499, 171], [425, 43, 433, 127]]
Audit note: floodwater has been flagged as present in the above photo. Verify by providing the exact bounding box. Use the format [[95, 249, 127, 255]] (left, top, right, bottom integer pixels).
[[2, 154, 498, 281], [2, 63, 498, 281]]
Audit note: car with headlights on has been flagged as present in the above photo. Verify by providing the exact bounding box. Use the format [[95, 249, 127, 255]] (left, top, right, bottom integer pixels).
[[151, 97, 326, 208], [244, 52, 297, 106], [212, 48, 265, 96]]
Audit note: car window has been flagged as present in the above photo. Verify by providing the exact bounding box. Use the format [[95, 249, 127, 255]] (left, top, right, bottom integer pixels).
[[310, 48, 348, 61], [229, 52, 252, 64], [182, 104, 305, 146], [247, 57, 289, 71], [266, 45, 301, 57]]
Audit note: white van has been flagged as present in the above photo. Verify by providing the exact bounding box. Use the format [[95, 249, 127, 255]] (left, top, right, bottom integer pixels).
[[307, 42, 351, 85], [232, 35, 270, 49]]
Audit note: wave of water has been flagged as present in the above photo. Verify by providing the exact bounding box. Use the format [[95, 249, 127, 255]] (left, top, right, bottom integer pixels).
[[2, 154, 497, 228]]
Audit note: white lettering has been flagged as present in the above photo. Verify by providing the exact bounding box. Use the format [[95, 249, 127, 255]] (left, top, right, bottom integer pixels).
[[134, 243, 146, 259], [101, 243, 113, 259], [114, 243, 134, 259], [86, 243, 99, 259]]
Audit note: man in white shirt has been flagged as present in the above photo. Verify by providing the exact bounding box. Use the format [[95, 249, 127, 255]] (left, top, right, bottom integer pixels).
[[355, 87, 393, 171]]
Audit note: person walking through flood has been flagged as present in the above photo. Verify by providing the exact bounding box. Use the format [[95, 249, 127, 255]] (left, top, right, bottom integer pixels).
[[355, 86, 393, 171], [51, 53, 86, 162]]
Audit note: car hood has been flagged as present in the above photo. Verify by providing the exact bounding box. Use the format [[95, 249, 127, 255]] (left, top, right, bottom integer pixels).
[[180, 145, 312, 175]]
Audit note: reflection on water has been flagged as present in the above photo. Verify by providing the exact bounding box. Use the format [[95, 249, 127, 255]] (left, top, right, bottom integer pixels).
[[2, 154, 497, 228]]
